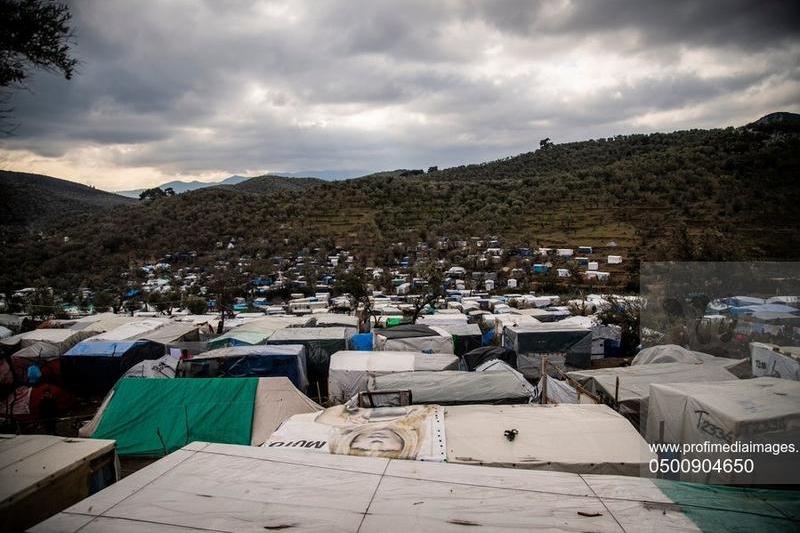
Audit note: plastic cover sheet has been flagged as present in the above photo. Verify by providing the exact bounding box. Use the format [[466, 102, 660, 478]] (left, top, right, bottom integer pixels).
[[646, 377, 800, 484], [266, 404, 447, 462], [443, 403, 654, 476], [749, 342, 800, 381], [250, 377, 321, 445]]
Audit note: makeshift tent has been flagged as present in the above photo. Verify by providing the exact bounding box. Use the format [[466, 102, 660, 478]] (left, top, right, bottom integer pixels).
[[267, 327, 351, 395], [368, 360, 536, 404], [444, 403, 653, 475], [0, 383, 74, 422], [140, 321, 200, 344], [249, 377, 321, 445], [85, 318, 170, 341], [503, 324, 593, 379], [646, 377, 800, 484], [179, 344, 309, 391], [559, 315, 622, 358], [61, 339, 165, 392], [85, 377, 318, 454], [537, 375, 598, 404], [92, 377, 258, 456], [568, 362, 739, 430], [430, 322, 482, 356], [206, 329, 274, 350], [460, 345, 517, 370], [0, 328, 94, 354], [33, 442, 800, 533], [122, 351, 181, 379], [750, 342, 800, 381], [373, 324, 454, 354], [0, 325, 12, 339], [328, 350, 458, 403], [9, 341, 62, 383], [0, 434, 118, 532], [634, 344, 746, 369], [350, 332, 373, 350]]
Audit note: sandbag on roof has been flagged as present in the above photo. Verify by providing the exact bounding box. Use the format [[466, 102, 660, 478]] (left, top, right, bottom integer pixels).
[[568, 362, 739, 430], [443, 403, 654, 476], [328, 350, 458, 403], [646, 377, 800, 485], [368, 361, 535, 404], [33, 441, 800, 533]]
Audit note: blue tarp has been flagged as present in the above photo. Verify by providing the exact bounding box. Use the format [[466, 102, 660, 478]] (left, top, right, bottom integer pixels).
[[350, 333, 373, 351], [65, 340, 141, 358]]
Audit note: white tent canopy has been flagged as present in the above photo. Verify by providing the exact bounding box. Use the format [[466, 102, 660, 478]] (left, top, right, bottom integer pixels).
[[646, 377, 800, 484], [40, 441, 797, 532], [328, 350, 458, 403]]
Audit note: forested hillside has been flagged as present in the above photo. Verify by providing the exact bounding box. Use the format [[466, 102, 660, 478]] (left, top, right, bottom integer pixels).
[[1, 116, 798, 293], [0, 171, 135, 229]]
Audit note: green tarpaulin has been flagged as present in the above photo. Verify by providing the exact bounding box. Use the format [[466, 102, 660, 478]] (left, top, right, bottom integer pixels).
[[93, 377, 258, 456]]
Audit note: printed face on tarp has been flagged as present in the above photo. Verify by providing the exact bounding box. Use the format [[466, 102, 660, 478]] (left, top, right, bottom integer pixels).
[[267, 404, 447, 461]]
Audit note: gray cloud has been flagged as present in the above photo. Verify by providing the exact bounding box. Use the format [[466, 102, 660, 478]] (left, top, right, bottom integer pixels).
[[1, 0, 799, 188]]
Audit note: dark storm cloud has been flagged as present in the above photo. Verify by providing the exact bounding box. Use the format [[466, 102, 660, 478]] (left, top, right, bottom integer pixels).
[[1, 0, 798, 188]]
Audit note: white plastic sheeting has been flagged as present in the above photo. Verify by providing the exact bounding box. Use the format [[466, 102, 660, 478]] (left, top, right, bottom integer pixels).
[[0, 328, 95, 354], [749, 342, 800, 381], [368, 360, 536, 404], [373, 326, 454, 354], [646, 377, 800, 484], [327, 351, 458, 403], [443, 404, 654, 476], [32, 441, 731, 533], [537, 375, 598, 404], [568, 362, 739, 430]]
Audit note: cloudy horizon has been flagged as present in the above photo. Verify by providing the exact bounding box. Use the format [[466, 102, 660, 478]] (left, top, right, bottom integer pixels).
[[1, 0, 799, 191]]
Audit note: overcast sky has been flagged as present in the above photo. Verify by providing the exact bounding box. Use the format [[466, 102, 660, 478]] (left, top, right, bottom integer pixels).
[[1, 0, 798, 191]]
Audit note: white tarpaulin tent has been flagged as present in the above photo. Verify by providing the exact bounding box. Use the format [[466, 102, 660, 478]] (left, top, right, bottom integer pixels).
[[646, 377, 800, 484], [0, 434, 118, 532], [750, 342, 800, 381], [87, 319, 170, 341], [38, 441, 800, 532], [328, 350, 458, 403], [443, 404, 654, 476], [373, 325, 454, 354], [568, 362, 739, 429], [634, 344, 749, 376], [0, 328, 95, 354], [368, 360, 536, 404]]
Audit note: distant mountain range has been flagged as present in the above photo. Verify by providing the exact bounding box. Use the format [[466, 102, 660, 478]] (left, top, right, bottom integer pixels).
[[116, 175, 250, 197]]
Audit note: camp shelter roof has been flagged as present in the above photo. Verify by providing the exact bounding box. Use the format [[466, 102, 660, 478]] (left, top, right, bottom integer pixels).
[[10, 341, 61, 362], [0, 314, 23, 329], [87, 319, 170, 341], [0, 434, 116, 531], [237, 315, 310, 332], [69, 313, 139, 333], [192, 344, 305, 362], [140, 322, 199, 344], [369, 362, 535, 404], [0, 326, 11, 339], [267, 326, 351, 342], [250, 377, 321, 445], [35, 442, 800, 532], [305, 313, 359, 328], [328, 350, 458, 403], [206, 329, 274, 349], [443, 403, 653, 476], [63, 340, 157, 358], [567, 362, 739, 405], [646, 377, 800, 484], [0, 328, 94, 353], [373, 324, 441, 339], [91, 377, 259, 456], [633, 344, 744, 369]]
